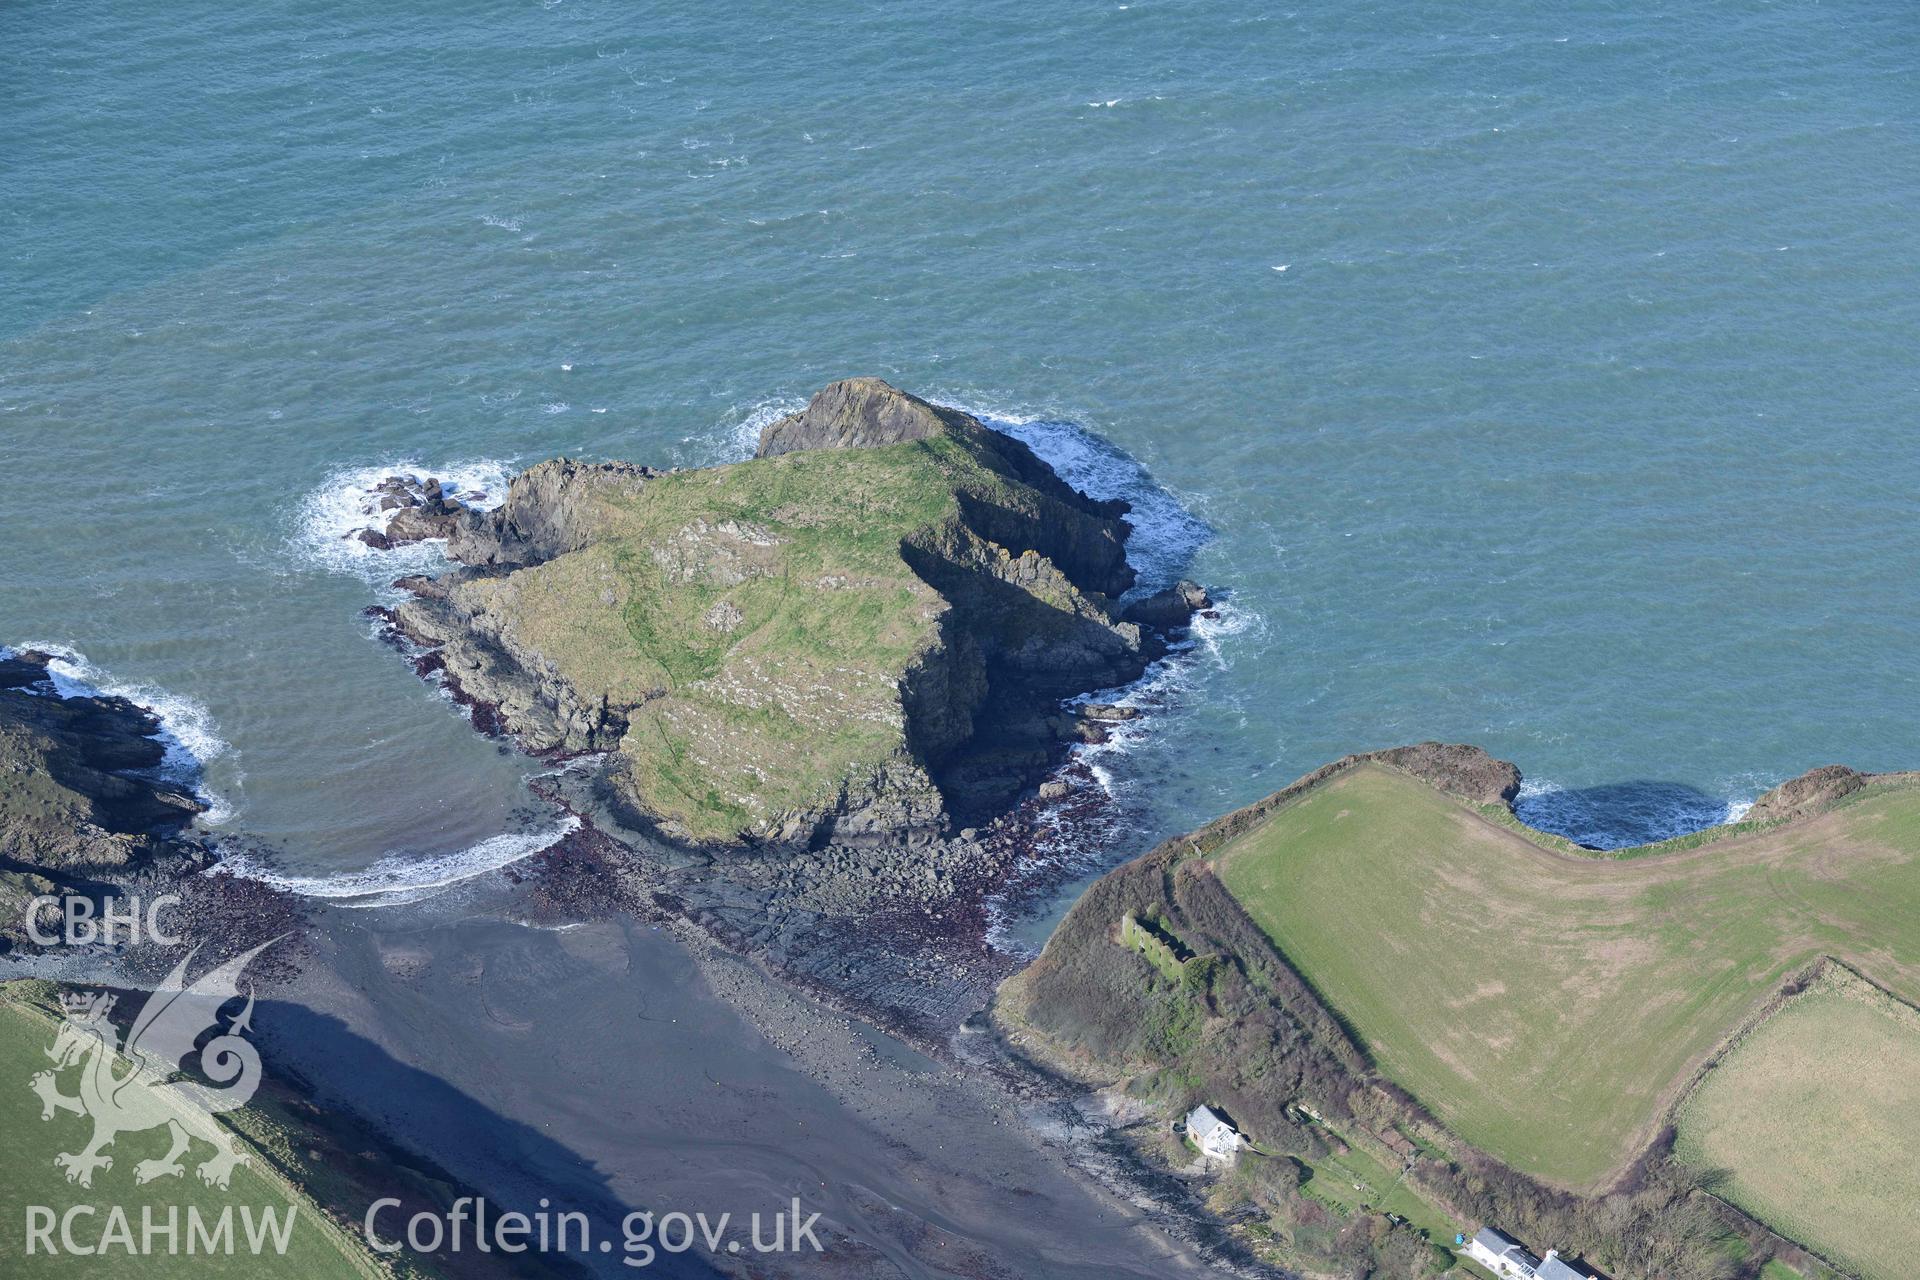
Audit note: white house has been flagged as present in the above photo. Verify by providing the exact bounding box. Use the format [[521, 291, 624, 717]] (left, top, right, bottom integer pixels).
[[1465, 1227, 1604, 1280], [1466, 1228, 1539, 1278], [1184, 1105, 1244, 1161]]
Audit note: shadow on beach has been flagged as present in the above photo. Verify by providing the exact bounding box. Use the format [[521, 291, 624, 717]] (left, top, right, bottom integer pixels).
[[256, 998, 725, 1279]]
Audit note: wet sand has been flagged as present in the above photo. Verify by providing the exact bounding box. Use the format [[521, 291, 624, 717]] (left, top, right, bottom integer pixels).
[[258, 896, 1229, 1279]]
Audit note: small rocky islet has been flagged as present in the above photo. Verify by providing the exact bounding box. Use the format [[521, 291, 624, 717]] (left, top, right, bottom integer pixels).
[[372, 375, 1213, 849]]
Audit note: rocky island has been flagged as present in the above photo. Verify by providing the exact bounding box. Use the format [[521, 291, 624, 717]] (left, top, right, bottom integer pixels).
[[383, 377, 1207, 849]]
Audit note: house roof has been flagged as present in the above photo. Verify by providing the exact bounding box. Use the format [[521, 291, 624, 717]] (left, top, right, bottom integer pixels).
[[1471, 1226, 1521, 1253], [1539, 1255, 1597, 1280], [1186, 1105, 1232, 1138], [1472, 1227, 1541, 1272]]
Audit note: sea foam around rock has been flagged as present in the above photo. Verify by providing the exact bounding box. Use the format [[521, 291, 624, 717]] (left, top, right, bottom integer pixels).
[[0, 641, 237, 826], [291, 457, 513, 586]]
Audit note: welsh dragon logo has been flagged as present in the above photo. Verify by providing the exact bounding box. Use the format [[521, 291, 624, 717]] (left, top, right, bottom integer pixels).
[[29, 937, 281, 1190]]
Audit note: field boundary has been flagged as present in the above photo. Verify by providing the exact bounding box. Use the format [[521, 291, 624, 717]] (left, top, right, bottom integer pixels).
[[1664, 957, 1920, 1127], [1203, 765, 1920, 1196], [1667, 958, 1920, 1280]]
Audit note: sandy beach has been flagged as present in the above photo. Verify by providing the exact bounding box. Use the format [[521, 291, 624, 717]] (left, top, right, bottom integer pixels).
[[246, 887, 1229, 1279]]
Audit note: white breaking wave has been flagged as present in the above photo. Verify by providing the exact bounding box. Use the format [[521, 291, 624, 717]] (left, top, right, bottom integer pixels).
[[1061, 598, 1263, 799], [686, 395, 805, 465], [943, 399, 1212, 598], [217, 815, 581, 909], [1, 641, 238, 826], [290, 457, 513, 584], [1512, 776, 1760, 851]]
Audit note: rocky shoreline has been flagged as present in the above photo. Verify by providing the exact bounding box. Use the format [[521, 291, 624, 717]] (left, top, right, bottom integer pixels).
[[9, 412, 1883, 1280], [0, 649, 307, 963], [334, 378, 1222, 1046], [0, 382, 1281, 1278], [361, 378, 1213, 845]]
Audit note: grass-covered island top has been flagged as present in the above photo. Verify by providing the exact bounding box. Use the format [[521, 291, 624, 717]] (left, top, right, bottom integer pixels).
[[394, 379, 1202, 845]]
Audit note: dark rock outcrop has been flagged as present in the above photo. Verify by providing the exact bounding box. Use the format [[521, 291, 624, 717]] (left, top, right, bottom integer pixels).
[[379, 379, 1207, 847], [0, 651, 212, 944], [1121, 579, 1212, 630], [755, 377, 974, 457], [1367, 740, 1522, 807], [0, 653, 204, 870], [1743, 764, 1871, 824], [445, 458, 658, 568], [385, 502, 462, 545]]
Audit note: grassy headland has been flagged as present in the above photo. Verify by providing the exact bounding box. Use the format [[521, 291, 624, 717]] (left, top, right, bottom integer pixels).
[[1209, 764, 1920, 1188], [999, 747, 1920, 1278]]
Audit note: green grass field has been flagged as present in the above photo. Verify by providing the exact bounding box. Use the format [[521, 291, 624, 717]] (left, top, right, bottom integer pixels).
[[1212, 763, 1920, 1189], [462, 420, 1119, 840], [1298, 1140, 1455, 1247], [0, 997, 382, 1278], [492, 438, 955, 839], [1673, 968, 1920, 1280]]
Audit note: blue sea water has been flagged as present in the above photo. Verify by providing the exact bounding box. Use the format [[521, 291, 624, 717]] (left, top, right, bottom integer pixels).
[[3, 0, 1917, 884]]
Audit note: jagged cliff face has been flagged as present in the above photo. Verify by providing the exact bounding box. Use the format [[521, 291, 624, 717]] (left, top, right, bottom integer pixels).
[[0, 654, 203, 871], [396, 378, 1167, 847], [0, 652, 207, 935]]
